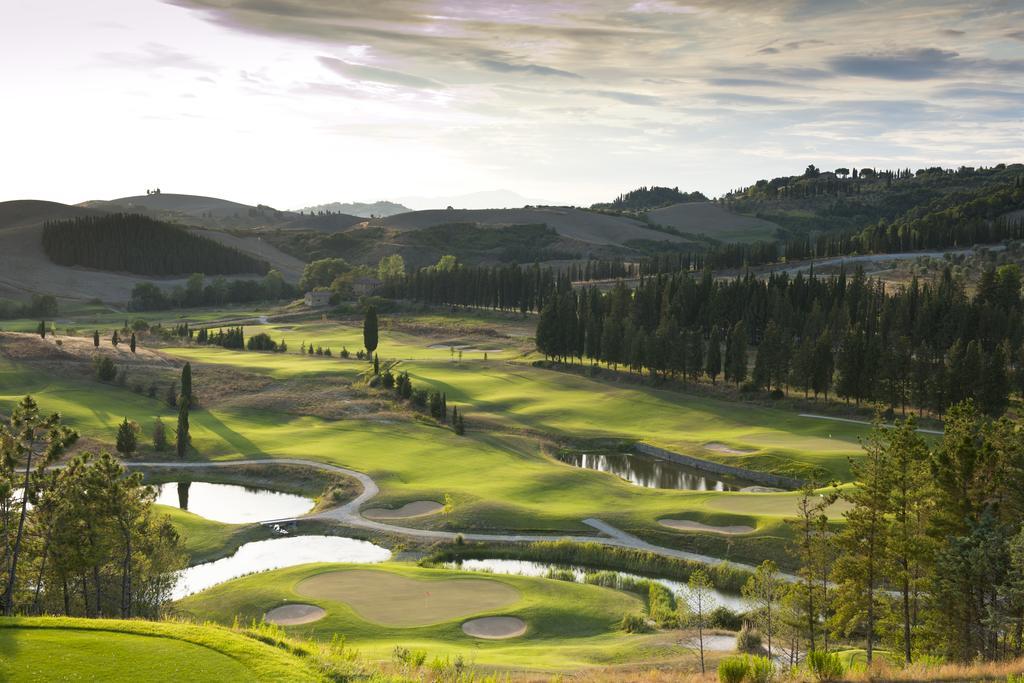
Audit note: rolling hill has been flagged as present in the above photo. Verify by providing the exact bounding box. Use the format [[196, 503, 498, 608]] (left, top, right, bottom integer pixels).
[[647, 201, 783, 243]]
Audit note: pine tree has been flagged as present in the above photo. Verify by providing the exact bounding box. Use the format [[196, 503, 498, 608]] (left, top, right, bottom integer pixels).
[[705, 328, 722, 384], [725, 321, 747, 387], [115, 417, 138, 457]]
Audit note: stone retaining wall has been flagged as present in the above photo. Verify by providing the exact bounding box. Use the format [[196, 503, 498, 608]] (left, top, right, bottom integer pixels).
[[635, 443, 804, 490]]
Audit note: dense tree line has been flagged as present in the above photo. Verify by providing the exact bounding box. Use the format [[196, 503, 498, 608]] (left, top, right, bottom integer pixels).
[[42, 214, 270, 276], [0, 295, 58, 320], [1, 397, 184, 618], [384, 261, 558, 313], [535, 264, 1024, 416], [591, 186, 708, 212], [776, 406, 1024, 664], [129, 271, 295, 311]]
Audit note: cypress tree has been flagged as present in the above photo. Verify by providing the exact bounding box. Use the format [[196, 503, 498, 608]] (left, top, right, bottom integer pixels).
[[129, 333, 137, 354], [705, 328, 722, 384], [112, 330, 120, 347], [363, 306, 379, 357], [93, 330, 100, 347]]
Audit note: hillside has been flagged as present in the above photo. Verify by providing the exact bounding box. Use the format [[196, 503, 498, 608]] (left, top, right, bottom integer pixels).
[[0, 200, 303, 304], [647, 201, 782, 243]]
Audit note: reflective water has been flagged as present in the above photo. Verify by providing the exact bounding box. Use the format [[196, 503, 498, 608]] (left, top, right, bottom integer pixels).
[[173, 535, 391, 599], [154, 481, 313, 524], [445, 558, 746, 612], [556, 452, 752, 491]]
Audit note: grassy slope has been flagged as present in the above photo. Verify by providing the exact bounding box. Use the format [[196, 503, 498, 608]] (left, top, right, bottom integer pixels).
[[157, 505, 270, 564], [176, 562, 653, 669], [0, 617, 323, 682]]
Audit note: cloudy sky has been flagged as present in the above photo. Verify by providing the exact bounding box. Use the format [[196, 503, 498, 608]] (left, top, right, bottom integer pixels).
[[2, 0, 1023, 208]]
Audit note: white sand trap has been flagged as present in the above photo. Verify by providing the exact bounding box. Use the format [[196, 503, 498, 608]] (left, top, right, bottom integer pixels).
[[462, 616, 527, 639], [363, 500, 443, 519], [704, 442, 754, 455], [427, 343, 503, 353], [740, 485, 784, 493], [264, 603, 326, 625], [659, 519, 755, 535]]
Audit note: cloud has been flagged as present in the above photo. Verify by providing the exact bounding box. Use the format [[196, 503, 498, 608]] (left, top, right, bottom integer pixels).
[[581, 89, 661, 106], [829, 48, 960, 80], [940, 29, 966, 36], [318, 56, 443, 89], [478, 59, 582, 79], [99, 42, 215, 72], [706, 77, 790, 88], [1008, 30, 1024, 41]]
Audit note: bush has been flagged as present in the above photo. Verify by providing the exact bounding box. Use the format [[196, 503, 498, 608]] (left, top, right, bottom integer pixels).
[[94, 355, 117, 382], [647, 582, 678, 628], [807, 651, 844, 682], [747, 655, 774, 683], [619, 612, 649, 633], [709, 605, 743, 631], [718, 656, 750, 683], [736, 624, 763, 654]]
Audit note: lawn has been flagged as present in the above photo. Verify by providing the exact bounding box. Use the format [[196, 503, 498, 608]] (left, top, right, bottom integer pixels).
[[157, 505, 270, 564], [0, 617, 324, 682], [175, 562, 664, 670]]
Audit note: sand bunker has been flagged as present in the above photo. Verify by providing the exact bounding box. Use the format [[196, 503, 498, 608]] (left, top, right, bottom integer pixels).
[[363, 500, 443, 520], [296, 570, 520, 627], [740, 485, 784, 493], [704, 442, 755, 455], [427, 343, 503, 353], [264, 603, 326, 625], [462, 616, 527, 639], [659, 519, 755, 535]]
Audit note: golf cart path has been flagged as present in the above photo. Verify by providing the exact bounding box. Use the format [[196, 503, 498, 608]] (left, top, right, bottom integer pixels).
[[129, 458, 769, 575]]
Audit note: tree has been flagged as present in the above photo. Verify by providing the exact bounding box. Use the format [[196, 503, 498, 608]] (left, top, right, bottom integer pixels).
[[363, 306, 379, 357], [152, 417, 168, 452], [377, 254, 406, 282], [742, 560, 784, 658], [686, 569, 716, 674], [724, 321, 747, 387], [812, 331, 834, 400], [93, 330, 99, 347], [0, 396, 79, 615], [705, 328, 722, 384], [129, 333, 137, 354], [373, 353, 380, 375], [165, 383, 177, 408], [115, 418, 139, 457], [830, 416, 892, 664], [176, 363, 192, 459], [111, 330, 119, 347], [789, 483, 838, 654], [37, 321, 46, 339]]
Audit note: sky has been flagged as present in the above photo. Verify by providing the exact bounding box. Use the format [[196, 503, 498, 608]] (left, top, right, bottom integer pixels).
[[1, 0, 1023, 209]]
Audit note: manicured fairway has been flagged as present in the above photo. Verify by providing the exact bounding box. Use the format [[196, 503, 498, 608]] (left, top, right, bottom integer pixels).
[[0, 617, 323, 682], [176, 562, 656, 669], [157, 505, 268, 563], [296, 569, 521, 626]]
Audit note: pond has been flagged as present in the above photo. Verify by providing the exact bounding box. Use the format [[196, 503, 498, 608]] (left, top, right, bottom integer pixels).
[[154, 481, 313, 524], [173, 535, 392, 599], [444, 558, 746, 612], [556, 452, 755, 491]]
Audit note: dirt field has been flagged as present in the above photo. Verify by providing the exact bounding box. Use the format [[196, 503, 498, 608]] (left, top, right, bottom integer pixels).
[[647, 202, 781, 243]]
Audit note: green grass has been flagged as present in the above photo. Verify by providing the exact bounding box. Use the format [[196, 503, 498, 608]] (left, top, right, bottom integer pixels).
[[176, 562, 664, 669], [157, 505, 270, 564], [0, 617, 324, 682], [0, 304, 278, 334]]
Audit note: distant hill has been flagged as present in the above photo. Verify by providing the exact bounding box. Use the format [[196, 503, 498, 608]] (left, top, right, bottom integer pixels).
[[299, 200, 410, 218], [592, 186, 708, 212], [0, 199, 304, 304], [396, 189, 553, 211]]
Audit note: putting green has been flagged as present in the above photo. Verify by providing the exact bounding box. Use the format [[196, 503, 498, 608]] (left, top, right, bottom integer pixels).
[[296, 569, 521, 627]]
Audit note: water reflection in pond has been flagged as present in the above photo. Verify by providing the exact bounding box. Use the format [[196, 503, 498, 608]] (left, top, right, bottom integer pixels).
[[174, 535, 391, 599], [445, 558, 746, 612], [556, 452, 751, 491], [154, 481, 313, 524]]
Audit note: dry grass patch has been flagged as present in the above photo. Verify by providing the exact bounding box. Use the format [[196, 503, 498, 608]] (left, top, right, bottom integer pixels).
[[295, 569, 520, 627]]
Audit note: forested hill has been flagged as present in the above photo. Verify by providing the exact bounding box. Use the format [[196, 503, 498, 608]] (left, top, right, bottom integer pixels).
[[42, 213, 270, 276], [591, 186, 708, 212], [721, 162, 1024, 236]]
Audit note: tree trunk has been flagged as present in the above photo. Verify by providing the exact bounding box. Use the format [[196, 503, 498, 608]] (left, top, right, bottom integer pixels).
[[902, 570, 911, 664], [121, 535, 132, 618], [31, 531, 51, 615]]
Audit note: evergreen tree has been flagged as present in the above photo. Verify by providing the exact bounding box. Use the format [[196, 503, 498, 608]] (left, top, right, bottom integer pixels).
[[115, 418, 138, 457], [742, 560, 785, 659], [724, 321, 747, 387], [363, 306, 379, 357], [129, 333, 137, 354], [93, 330, 99, 347], [176, 363, 192, 459], [373, 353, 380, 375], [112, 330, 120, 347], [152, 417, 168, 452], [705, 328, 722, 384], [37, 321, 46, 339]]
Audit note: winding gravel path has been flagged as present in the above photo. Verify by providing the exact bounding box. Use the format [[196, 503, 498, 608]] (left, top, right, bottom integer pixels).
[[129, 458, 767, 575]]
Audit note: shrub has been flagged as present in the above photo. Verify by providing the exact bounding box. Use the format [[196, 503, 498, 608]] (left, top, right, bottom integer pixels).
[[747, 655, 774, 683], [94, 355, 117, 382], [807, 651, 844, 682], [718, 656, 750, 683], [647, 582, 678, 628], [736, 624, 763, 654], [544, 568, 576, 582], [709, 605, 743, 630], [619, 612, 649, 633]]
